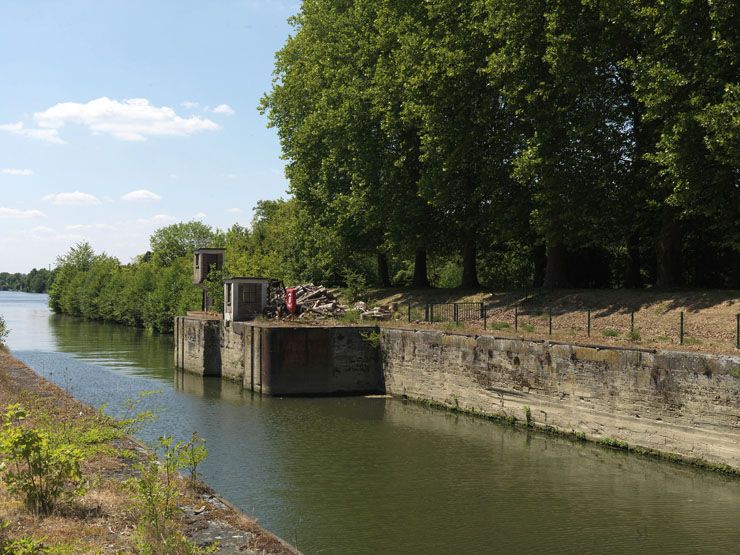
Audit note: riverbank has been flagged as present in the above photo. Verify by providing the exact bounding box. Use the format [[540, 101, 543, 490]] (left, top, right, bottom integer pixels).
[[0, 348, 300, 554]]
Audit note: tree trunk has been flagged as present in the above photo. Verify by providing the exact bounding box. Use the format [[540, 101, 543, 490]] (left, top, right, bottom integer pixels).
[[624, 234, 642, 288], [461, 235, 480, 288], [376, 253, 391, 288], [656, 209, 683, 287], [532, 244, 546, 288], [412, 248, 430, 288], [542, 242, 569, 290]]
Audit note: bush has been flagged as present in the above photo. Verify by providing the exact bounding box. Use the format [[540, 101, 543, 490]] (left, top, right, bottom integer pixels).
[[0, 405, 85, 516], [602, 328, 619, 337], [0, 315, 7, 345], [342, 268, 368, 303], [132, 436, 213, 554]]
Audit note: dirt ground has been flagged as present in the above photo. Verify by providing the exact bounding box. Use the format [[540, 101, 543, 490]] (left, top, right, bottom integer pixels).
[[367, 287, 740, 354], [0, 349, 300, 554]]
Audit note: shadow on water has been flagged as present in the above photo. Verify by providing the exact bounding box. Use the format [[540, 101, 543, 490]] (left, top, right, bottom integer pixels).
[[3, 292, 740, 555]]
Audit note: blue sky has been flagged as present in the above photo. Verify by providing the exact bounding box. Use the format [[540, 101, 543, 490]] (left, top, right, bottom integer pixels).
[[0, 0, 299, 272]]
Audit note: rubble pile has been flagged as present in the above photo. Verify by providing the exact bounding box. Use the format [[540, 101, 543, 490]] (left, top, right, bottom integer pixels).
[[271, 283, 395, 321]]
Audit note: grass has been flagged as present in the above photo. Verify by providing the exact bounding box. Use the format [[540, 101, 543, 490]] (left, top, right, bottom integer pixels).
[[602, 328, 620, 337], [683, 336, 702, 346], [520, 323, 535, 333], [490, 321, 510, 331], [626, 329, 641, 342]]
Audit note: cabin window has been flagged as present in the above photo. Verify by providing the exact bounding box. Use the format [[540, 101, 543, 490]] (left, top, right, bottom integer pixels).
[[195, 254, 200, 269], [226, 283, 232, 305], [240, 284, 260, 304]]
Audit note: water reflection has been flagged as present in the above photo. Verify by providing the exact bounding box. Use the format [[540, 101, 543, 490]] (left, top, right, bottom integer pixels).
[[2, 292, 740, 554]]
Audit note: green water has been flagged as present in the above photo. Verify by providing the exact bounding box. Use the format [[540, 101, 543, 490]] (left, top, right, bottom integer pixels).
[[2, 291, 739, 554]]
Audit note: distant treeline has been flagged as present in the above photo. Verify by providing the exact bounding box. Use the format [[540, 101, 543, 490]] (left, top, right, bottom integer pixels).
[[0, 269, 55, 293], [258, 0, 739, 289]]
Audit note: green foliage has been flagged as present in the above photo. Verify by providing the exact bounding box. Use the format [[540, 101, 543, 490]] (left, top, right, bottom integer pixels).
[[131, 436, 214, 554], [150, 221, 219, 267], [0, 268, 54, 293], [0, 521, 46, 555], [0, 405, 86, 516], [342, 268, 368, 303], [491, 322, 510, 331], [523, 406, 533, 427], [0, 315, 8, 344], [360, 330, 381, 349], [520, 323, 535, 333], [180, 432, 208, 488], [602, 329, 620, 338], [626, 329, 641, 342]]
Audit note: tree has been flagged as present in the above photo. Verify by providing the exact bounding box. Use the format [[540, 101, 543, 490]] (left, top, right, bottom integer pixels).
[[149, 222, 218, 267]]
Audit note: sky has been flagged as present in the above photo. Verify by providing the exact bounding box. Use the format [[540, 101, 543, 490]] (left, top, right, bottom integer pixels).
[[0, 0, 300, 272]]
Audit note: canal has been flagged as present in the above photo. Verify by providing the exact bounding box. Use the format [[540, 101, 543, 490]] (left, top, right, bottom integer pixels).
[[2, 291, 739, 554]]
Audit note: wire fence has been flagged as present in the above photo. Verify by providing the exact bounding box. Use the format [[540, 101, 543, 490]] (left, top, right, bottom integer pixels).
[[405, 302, 740, 351]]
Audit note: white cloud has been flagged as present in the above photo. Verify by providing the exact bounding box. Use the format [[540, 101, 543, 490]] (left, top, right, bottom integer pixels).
[[193, 212, 207, 220], [0, 122, 65, 144], [225, 207, 242, 213], [1, 168, 34, 176], [33, 97, 220, 142], [209, 104, 235, 115], [121, 189, 162, 202], [138, 214, 176, 225], [66, 223, 117, 231], [181, 101, 200, 109], [0, 207, 45, 219], [42, 191, 101, 205], [31, 225, 54, 233]]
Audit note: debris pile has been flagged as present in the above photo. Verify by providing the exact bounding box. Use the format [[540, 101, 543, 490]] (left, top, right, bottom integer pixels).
[[268, 283, 395, 321]]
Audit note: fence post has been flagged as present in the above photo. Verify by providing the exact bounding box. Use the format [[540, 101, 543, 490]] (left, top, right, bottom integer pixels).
[[680, 311, 684, 345], [454, 303, 459, 324], [483, 306, 487, 331], [425, 304, 429, 323], [587, 310, 591, 337], [548, 308, 552, 336], [480, 302, 484, 320], [515, 305, 518, 332], [736, 314, 739, 349], [630, 311, 635, 334], [408, 302, 411, 323]]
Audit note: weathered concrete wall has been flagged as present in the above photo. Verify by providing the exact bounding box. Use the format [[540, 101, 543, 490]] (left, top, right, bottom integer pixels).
[[380, 328, 740, 470], [174, 317, 381, 395]]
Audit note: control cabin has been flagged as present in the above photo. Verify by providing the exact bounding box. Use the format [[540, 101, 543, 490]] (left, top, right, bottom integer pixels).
[[224, 277, 271, 322], [193, 248, 225, 285]]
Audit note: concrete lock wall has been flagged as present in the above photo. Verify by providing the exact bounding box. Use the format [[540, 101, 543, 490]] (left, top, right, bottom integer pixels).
[[175, 317, 382, 396], [380, 328, 740, 470], [174, 316, 740, 470]]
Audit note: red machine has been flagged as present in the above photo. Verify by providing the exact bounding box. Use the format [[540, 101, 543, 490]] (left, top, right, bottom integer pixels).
[[285, 287, 298, 315]]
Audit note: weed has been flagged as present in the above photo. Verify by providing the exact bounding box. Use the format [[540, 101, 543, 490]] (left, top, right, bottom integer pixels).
[[520, 323, 534, 333], [0, 315, 8, 345], [0, 405, 86, 516], [491, 321, 510, 331], [602, 328, 619, 337], [131, 436, 215, 554], [342, 268, 369, 303], [683, 336, 702, 346], [339, 310, 361, 324], [626, 329, 641, 342], [522, 405, 532, 427], [118, 391, 160, 435], [0, 521, 46, 555], [181, 432, 208, 488], [655, 335, 672, 343], [360, 330, 381, 349], [599, 437, 629, 450], [729, 368, 740, 379]]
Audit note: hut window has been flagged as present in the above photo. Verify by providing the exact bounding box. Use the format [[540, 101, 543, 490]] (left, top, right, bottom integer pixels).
[[240, 284, 260, 304]]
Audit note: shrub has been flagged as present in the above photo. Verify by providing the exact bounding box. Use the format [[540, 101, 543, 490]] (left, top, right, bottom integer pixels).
[[0, 315, 8, 345], [0, 521, 46, 555], [342, 268, 368, 303], [602, 328, 619, 337], [132, 436, 213, 554], [0, 405, 85, 516], [520, 323, 535, 333], [626, 329, 641, 341], [491, 321, 510, 331]]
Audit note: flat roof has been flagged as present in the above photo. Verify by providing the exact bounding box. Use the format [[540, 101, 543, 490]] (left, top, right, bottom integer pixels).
[[224, 276, 272, 282]]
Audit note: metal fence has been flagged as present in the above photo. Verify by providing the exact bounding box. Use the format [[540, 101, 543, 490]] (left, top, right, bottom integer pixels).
[[406, 302, 740, 350]]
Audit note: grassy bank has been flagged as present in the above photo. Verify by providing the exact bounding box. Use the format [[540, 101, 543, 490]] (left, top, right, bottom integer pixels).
[[365, 287, 740, 354], [0, 348, 299, 554]]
